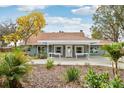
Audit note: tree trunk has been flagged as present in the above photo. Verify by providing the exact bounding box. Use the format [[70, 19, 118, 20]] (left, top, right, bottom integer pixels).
[[115, 61, 118, 76], [113, 37, 118, 42], [14, 42, 17, 48], [24, 39, 28, 45], [112, 61, 115, 76]]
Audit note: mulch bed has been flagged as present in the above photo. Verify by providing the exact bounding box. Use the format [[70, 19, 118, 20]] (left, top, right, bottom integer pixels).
[[22, 65, 124, 88]]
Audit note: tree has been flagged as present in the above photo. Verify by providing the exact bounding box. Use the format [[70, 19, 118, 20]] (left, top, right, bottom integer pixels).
[[92, 5, 124, 42], [91, 27, 103, 39], [16, 11, 46, 45], [2, 32, 21, 47], [0, 20, 16, 46], [0, 50, 31, 88], [102, 43, 124, 76]]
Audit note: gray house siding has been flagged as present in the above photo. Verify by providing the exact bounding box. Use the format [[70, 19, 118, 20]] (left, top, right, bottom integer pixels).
[[72, 45, 75, 57], [27, 44, 105, 57], [27, 45, 38, 56]]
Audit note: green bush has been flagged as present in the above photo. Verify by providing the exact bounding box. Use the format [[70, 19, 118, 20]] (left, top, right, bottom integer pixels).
[[46, 58, 54, 69], [108, 76, 124, 88], [84, 67, 109, 88], [38, 48, 47, 59], [0, 50, 32, 88], [39, 51, 47, 59], [64, 67, 80, 82]]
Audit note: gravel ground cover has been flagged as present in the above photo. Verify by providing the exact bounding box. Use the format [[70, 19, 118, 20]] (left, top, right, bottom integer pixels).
[[22, 65, 124, 88]]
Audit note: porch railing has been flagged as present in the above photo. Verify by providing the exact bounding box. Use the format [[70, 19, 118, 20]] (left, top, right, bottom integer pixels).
[[48, 52, 62, 58]]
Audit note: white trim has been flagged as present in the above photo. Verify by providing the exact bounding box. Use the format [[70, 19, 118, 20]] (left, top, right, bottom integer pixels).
[[54, 45, 63, 55], [37, 40, 100, 45], [37, 45, 39, 54], [65, 45, 73, 57], [48, 52, 62, 58], [47, 44, 49, 57], [88, 44, 90, 59], [75, 45, 84, 54], [76, 53, 89, 59]]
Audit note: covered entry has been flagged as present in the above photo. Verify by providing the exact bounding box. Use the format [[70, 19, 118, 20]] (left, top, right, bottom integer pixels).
[[37, 40, 100, 58]]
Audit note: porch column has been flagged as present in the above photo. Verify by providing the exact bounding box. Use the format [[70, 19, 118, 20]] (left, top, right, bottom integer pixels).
[[88, 43, 90, 59], [47, 44, 49, 57], [37, 45, 39, 55]]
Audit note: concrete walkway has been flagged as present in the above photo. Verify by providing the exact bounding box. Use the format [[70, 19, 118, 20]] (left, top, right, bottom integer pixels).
[[30, 56, 124, 69]]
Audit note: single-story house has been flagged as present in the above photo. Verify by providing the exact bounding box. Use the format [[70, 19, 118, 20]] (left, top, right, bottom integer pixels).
[[20, 31, 112, 58]]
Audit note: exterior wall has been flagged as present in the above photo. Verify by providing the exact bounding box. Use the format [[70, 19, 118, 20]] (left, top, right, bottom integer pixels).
[[63, 45, 65, 57], [72, 45, 75, 57], [27, 45, 38, 56], [84, 45, 89, 53], [27, 44, 105, 57]]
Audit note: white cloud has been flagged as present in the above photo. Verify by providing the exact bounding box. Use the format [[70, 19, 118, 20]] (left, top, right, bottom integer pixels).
[[18, 5, 47, 12], [45, 16, 82, 25], [43, 16, 92, 37], [71, 5, 98, 16]]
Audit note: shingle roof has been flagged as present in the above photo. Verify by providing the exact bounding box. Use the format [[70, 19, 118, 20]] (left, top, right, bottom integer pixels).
[[27, 32, 90, 45], [25, 32, 112, 45]]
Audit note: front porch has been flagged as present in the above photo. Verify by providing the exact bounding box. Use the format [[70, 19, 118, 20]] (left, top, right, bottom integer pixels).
[[26, 40, 105, 58], [37, 44, 102, 58], [47, 45, 90, 58]]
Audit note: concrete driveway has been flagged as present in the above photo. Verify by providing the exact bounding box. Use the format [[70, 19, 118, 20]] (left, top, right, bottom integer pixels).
[[30, 56, 124, 69]]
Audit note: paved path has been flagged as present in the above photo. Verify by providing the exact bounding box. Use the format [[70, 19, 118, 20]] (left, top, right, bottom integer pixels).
[[30, 56, 124, 69]]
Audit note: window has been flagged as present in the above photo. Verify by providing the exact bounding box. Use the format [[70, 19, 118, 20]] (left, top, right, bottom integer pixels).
[[56, 47, 61, 53], [27, 48, 30, 51], [75, 46, 84, 53], [38, 46, 46, 54], [54, 46, 63, 54], [90, 46, 99, 53], [38, 47, 41, 53]]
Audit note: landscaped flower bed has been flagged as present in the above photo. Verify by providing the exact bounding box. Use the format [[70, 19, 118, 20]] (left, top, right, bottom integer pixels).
[[22, 65, 124, 88]]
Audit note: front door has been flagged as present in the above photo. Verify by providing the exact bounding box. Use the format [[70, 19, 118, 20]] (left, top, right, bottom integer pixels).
[[65, 45, 72, 57]]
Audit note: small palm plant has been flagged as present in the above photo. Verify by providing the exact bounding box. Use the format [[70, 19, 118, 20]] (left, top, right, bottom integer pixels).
[[64, 67, 80, 82], [102, 42, 124, 76], [0, 50, 31, 88], [46, 58, 54, 69]]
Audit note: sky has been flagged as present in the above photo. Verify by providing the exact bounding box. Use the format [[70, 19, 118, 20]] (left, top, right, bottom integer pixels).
[[0, 5, 98, 37]]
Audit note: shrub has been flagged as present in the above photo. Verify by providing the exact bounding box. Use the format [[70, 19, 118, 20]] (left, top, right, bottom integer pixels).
[[98, 73, 110, 88], [46, 58, 54, 69], [84, 67, 109, 88], [39, 51, 47, 59], [64, 67, 80, 82], [0, 50, 32, 88], [108, 76, 124, 88], [84, 67, 99, 88], [38, 48, 47, 59]]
